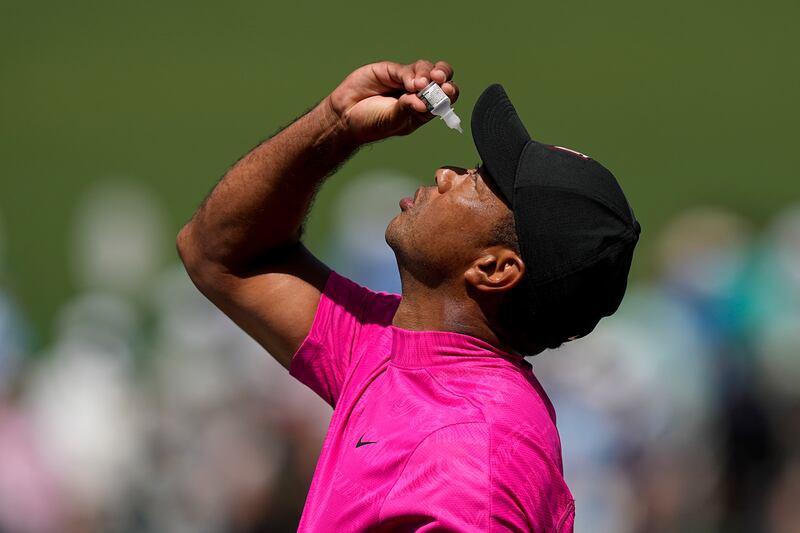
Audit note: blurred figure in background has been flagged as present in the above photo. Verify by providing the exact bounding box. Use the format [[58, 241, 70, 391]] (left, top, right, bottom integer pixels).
[[657, 207, 775, 532], [751, 206, 800, 533], [0, 210, 65, 533]]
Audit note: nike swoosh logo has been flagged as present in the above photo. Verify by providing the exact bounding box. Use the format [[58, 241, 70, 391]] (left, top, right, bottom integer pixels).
[[356, 434, 378, 448]]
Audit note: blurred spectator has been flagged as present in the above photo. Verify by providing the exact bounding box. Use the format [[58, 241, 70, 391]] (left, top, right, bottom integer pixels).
[[0, 210, 29, 395], [69, 178, 168, 297], [23, 292, 145, 532]]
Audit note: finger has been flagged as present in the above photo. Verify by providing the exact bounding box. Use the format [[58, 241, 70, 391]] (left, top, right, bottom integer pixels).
[[412, 59, 435, 90], [442, 81, 460, 104], [401, 67, 417, 93], [398, 93, 430, 114], [378, 61, 414, 92], [383, 61, 418, 93], [393, 62, 425, 94], [430, 61, 454, 84]]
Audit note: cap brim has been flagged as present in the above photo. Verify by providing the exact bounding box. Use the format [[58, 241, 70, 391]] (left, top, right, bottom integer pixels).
[[471, 84, 531, 207]]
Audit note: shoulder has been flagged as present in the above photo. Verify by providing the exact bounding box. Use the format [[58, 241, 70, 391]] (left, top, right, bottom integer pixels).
[[465, 367, 573, 530], [288, 272, 400, 407], [322, 271, 401, 326], [304, 271, 400, 349], [488, 419, 574, 532], [463, 362, 563, 461]]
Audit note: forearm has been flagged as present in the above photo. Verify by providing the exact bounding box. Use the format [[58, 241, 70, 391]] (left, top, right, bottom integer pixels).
[[179, 97, 359, 273]]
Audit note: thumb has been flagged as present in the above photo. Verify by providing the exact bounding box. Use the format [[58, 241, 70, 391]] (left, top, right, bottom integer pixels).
[[398, 92, 430, 114], [395, 94, 435, 133], [396, 93, 434, 129]]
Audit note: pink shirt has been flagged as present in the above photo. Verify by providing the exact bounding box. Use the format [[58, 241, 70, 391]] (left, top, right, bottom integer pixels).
[[289, 271, 575, 532]]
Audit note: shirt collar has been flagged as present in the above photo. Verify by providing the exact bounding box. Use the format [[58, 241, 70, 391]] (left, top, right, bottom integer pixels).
[[388, 325, 529, 369]]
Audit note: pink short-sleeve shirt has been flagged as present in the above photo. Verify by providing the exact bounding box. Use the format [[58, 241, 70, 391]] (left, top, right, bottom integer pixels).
[[289, 271, 575, 532]]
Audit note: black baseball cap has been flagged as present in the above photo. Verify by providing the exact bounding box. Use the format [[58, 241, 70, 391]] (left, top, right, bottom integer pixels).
[[471, 84, 641, 348]]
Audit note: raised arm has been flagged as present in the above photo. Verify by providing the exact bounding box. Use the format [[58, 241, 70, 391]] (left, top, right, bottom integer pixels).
[[176, 59, 458, 368]]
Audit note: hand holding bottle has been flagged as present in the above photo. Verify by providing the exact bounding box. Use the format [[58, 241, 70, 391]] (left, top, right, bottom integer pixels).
[[326, 59, 459, 145]]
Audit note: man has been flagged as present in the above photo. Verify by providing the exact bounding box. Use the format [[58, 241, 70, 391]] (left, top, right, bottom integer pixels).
[[177, 59, 640, 531]]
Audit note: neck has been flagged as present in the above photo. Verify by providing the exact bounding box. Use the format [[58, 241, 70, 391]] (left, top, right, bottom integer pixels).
[[391, 271, 520, 356]]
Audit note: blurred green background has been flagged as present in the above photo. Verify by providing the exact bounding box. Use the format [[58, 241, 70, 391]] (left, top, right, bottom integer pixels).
[[1, 0, 798, 350]]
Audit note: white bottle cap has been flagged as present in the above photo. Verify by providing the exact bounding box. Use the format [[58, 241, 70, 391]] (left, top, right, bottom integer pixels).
[[441, 108, 463, 133]]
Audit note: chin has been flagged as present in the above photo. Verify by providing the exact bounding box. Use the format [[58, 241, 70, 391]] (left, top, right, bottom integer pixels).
[[385, 218, 416, 273], [385, 216, 402, 251]]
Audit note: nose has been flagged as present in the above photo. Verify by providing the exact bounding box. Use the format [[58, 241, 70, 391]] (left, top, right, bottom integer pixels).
[[435, 166, 470, 192]]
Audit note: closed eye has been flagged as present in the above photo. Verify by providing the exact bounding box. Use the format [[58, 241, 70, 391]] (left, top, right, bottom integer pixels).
[[471, 163, 481, 185]]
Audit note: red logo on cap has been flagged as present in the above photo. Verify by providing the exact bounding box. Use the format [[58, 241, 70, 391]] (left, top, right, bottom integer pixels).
[[549, 145, 591, 160]]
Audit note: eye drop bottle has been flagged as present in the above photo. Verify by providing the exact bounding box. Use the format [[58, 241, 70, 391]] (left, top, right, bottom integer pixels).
[[417, 81, 463, 133]]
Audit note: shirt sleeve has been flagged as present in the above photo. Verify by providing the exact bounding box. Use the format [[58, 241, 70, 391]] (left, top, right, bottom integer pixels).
[[490, 424, 575, 532], [288, 270, 399, 408]]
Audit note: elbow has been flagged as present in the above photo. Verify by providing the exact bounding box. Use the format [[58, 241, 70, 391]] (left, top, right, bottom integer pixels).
[[176, 223, 196, 269], [176, 223, 217, 288], [176, 223, 242, 297], [177, 222, 299, 284]]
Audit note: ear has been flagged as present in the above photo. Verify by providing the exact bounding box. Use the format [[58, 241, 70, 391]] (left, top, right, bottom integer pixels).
[[464, 247, 525, 293]]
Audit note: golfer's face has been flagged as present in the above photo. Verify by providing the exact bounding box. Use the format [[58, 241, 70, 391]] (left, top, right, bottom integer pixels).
[[386, 164, 512, 279]]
